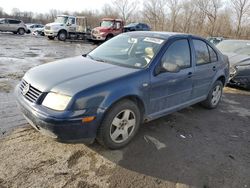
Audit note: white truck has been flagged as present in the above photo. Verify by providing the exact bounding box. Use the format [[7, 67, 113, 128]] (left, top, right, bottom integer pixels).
[[44, 15, 88, 41]]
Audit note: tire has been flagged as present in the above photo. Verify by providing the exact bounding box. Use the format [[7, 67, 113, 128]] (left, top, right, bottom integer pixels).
[[58, 30, 67, 41], [18, 28, 25, 35], [13, 32, 17, 34], [48, 36, 55, 40], [97, 99, 141, 149], [105, 34, 113, 41], [201, 80, 223, 109]]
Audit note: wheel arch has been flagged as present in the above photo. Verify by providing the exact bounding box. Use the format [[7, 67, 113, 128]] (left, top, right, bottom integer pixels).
[[58, 29, 68, 35], [102, 95, 146, 124], [217, 75, 226, 86]]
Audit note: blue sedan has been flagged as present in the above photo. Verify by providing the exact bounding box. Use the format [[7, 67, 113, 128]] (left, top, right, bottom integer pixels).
[[16, 32, 229, 149]]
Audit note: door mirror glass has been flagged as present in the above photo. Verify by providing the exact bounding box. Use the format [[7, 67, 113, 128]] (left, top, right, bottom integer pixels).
[[162, 62, 180, 73]]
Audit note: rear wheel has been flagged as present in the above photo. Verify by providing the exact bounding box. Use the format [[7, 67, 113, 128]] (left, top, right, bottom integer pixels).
[[18, 28, 25, 35], [201, 80, 223, 109], [58, 31, 67, 41], [48, 36, 55, 40], [97, 100, 141, 149]]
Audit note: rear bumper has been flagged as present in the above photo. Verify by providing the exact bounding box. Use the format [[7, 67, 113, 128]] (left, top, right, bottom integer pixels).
[[15, 85, 103, 143]]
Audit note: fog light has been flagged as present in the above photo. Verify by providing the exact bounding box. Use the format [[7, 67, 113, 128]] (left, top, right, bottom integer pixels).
[[82, 116, 96, 123]]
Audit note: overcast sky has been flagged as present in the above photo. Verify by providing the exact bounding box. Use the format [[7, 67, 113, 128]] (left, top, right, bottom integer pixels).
[[1, 0, 112, 14]]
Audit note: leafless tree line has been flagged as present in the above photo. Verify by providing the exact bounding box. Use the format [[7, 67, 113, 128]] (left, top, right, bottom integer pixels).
[[0, 0, 249, 39]]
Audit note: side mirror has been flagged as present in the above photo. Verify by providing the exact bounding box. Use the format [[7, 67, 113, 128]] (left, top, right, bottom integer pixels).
[[162, 62, 180, 73]]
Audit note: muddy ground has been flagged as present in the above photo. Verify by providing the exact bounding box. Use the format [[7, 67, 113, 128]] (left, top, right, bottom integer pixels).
[[0, 33, 250, 188]]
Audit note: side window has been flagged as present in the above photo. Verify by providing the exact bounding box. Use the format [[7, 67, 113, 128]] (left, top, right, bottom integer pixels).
[[69, 17, 75, 25], [208, 45, 218, 62], [116, 22, 121, 29], [161, 39, 191, 69], [0, 19, 5, 24], [9, 20, 21, 24], [193, 39, 210, 65]]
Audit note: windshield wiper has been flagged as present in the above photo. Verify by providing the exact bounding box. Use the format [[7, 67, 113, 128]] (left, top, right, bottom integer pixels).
[[87, 54, 108, 63]]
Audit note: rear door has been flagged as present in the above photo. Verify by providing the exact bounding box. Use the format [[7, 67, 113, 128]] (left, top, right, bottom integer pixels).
[[0, 19, 9, 31], [191, 38, 219, 99], [149, 38, 194, 115], [8, 19, 20, 31]]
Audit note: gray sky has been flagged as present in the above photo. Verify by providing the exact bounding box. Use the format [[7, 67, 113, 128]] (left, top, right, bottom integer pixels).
[[1, 0, 112, 14]]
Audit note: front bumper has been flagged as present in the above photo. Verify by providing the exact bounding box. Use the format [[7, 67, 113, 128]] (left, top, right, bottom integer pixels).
[[15, 86, 103, 143], [44, 29, 58, 37], [91, 34, 106, 41], [229, 66, 250, 88], [229, 75, 250, 88]]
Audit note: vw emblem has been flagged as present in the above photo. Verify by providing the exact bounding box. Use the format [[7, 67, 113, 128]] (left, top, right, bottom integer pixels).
[[23, 83, 30, 95]]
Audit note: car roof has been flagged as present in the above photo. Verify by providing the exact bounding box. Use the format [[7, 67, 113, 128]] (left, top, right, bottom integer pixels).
[[125, 31, 201, 40]]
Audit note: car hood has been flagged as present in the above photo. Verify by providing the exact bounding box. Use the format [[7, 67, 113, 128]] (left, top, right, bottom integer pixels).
[[23, 56, 140, 96], [46, 22, 64, 27], [224, 52, 250, 67]]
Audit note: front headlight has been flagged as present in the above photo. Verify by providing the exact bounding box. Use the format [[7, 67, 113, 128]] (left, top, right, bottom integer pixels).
[[42, 92, 72, 111]]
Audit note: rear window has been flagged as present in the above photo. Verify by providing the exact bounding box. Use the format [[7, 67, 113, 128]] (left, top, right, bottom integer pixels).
[[9, 20, 21, 24]]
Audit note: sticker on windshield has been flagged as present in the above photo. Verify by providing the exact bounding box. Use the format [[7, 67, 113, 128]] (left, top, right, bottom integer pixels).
[[143, 37, 164, 44], [128, 38, 138, 44]]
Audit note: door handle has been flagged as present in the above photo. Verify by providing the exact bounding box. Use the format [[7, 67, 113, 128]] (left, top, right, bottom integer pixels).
[[187, 72, 192, 78], [213, 66, 216, 71]]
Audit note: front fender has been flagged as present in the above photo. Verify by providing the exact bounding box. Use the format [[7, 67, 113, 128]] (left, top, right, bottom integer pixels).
[[72, 70, 150, 115]]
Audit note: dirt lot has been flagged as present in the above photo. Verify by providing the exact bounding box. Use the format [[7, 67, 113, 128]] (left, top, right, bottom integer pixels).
[[0, 33, 250, 188]]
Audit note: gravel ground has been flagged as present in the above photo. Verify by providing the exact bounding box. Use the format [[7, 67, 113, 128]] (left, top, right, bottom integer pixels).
[[0, 32, 250, 188]]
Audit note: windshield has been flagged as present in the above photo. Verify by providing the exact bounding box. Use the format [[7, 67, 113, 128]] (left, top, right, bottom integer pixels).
[[217, 40, 250, 56], [101, 20, 114, 27], [88, 34, 165, 69], [125, 23, 138, 27], [55, 16, 68, 24]]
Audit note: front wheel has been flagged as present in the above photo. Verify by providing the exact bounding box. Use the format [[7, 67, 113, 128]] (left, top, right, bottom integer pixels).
[[97, 100, 141, 149], [58, 31, 67, 41], [201, 80, 223, 109]]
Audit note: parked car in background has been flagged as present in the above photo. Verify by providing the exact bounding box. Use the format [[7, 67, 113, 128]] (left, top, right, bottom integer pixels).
[[0, 18, 27, 35], [16, 32, 229, 149], [44, 15, 87, 41], [90, 18, 124, 41], [32, 27, 45, 36], [26, 23, 44, 34], [123, 23, 150, 32], [207, 37, 224, 45], [217, 39, 250, 89]]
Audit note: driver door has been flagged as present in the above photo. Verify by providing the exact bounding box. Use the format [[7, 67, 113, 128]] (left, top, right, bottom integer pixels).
[[67, 17, 77, 32], [149, 38, 194, 115]]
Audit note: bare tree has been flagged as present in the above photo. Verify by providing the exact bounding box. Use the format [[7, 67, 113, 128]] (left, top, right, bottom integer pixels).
[[167, 0, 181, 32], [196, 0, 222, 36], [143, 0, 166, 31], [102, 3, 119, 18], [112, 0, 137, 22], [231, 0, 250, 37]]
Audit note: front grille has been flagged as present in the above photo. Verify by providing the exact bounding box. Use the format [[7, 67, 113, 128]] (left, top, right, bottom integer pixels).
[[45, 26, 51, 30], [20, 80, 42, 103]]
